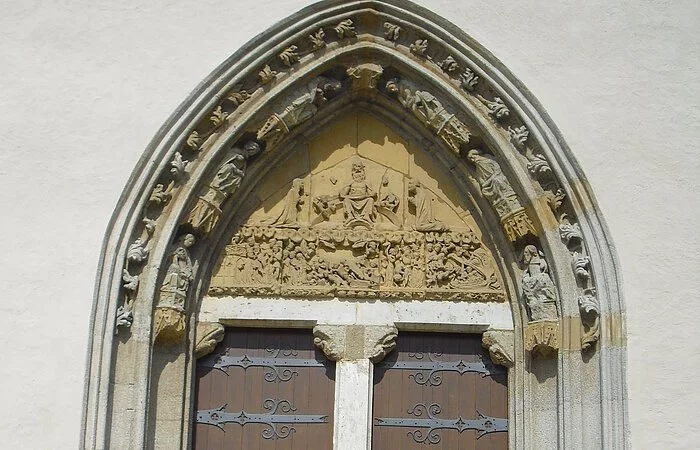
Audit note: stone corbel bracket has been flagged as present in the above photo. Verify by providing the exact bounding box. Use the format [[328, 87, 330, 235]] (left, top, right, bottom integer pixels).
[[313, 324, 398, 363], [481, 329, 514, 368], [524, 320, 559, 359], [195, 322, 225, 359]]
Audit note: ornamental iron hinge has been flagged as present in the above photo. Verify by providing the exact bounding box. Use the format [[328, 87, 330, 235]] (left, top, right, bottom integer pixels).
[[199, 348, 327, 382], [375, 352, 505, 386], [196, 399, 328, 440], [375, 402, 507, 444]]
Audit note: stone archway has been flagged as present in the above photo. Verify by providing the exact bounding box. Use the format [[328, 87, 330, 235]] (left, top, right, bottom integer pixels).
[[82, 1, 628, 448]]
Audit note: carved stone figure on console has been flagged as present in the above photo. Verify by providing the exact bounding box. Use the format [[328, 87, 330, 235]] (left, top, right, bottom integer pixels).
[[407, 178, 448, 232], [522, 244, 557, 321], [467, 148, 537, 241], [377, 172, 399, 212], [187, 141, 261, 236], [386, 79, 471, 154], [257, 77, 342, 150], [154, 233, 196, 344]]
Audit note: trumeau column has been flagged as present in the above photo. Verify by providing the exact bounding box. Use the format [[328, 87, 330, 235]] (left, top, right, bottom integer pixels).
[[313, 324, 398, 450]]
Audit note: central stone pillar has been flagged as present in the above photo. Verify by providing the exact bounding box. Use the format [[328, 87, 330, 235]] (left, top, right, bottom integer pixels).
[[313, 324, 398, 450]]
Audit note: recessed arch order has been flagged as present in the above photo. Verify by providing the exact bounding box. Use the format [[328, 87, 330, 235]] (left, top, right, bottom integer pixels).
[[82, 1, 628, 448]]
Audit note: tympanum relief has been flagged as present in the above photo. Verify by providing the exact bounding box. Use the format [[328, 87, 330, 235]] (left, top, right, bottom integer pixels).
[[209, 115, 505, 302]]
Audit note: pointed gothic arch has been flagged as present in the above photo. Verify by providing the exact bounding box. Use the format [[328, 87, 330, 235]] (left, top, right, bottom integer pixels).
[[82, 1, 628, 448]]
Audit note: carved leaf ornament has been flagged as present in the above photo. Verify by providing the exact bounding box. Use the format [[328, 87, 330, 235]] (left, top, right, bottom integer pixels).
[[88, 4, 626, 447]]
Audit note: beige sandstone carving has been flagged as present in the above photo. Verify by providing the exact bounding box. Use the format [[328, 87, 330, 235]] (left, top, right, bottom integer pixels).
[[186, 142, 261, 236], [210, 140, 504, 301], [521, 244, 558, 321], [524, 320, 559, 359], [311, 159, 401, 230], [279, 45, 300, 66], [258, 64, 277, 85], [256, 77, 341, 150], [459, 68, 479, 91], [208, 226, 503, 301], [467, 149, 537, 242], [407, 178, 448, 232], [195, 322, 225, 358], [383, 22, 401, 41], [154, 234, 196, 344], [386, 79, 471, 155], [409, 39, 429, 57], [333, 19, 356, 39], [308, 28, 326, 50]]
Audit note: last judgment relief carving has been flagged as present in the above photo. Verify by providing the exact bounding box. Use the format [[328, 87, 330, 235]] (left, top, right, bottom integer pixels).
[[208, 114, 506, 301]]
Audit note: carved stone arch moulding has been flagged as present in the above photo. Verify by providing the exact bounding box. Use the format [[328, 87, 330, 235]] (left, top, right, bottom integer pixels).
[[83, 1, 628, 449]]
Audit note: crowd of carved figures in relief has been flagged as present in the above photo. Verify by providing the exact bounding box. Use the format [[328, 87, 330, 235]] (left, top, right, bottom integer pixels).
[[209, 157, 504, 301], [113, 13, 599, 354]]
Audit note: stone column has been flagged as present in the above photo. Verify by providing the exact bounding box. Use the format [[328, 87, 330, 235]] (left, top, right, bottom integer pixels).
[[313, 324, 398, 450]]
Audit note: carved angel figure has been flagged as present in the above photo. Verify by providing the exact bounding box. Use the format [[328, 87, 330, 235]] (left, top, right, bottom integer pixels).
[[467, 149, 522, 217], [407, 178, 448, 232], [266, 178, 305, 228], [521, 245, 557, 321], [159, 234, 195, 310], [386, 79, 470, 153], [187, 141, 261, 235], [257, 77, 341, 150]]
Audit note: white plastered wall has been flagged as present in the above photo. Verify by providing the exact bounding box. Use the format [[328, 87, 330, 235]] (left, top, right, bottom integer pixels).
[[0, 1, 698, 448]]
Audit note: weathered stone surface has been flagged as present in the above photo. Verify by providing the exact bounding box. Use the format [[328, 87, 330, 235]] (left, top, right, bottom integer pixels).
[[482, 329, 514, 367], [524, 320, 559, 359]]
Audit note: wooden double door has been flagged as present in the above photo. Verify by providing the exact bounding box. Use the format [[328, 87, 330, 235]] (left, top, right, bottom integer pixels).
[[193, 329, 335, 449], [372, 332, 508, 449], [193, 329, 507, 449]]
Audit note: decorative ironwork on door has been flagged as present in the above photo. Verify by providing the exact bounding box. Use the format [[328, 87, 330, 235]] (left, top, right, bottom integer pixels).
[[194, 328, 335, 449], [373, 333, 508, 449]]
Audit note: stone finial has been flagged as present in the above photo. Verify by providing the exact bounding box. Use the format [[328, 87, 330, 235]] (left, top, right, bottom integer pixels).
[[313, 324, 398, 363], [481, 330, 514, 367]]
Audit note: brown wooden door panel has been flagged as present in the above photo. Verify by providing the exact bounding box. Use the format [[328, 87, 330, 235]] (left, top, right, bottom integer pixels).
[[372, 333, 507, 450], [194, 328, 335, 450]]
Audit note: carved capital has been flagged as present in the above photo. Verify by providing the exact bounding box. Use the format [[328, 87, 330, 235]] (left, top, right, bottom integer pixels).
[[524, 320, 559, 359], [313, 324, 398, 362], [481, 330, 514, 368], [365, 326, 398, 363], [195, 322, 225, 358]]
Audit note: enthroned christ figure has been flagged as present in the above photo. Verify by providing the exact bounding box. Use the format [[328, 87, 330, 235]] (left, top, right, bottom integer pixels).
[[340, 159, 377, 228]]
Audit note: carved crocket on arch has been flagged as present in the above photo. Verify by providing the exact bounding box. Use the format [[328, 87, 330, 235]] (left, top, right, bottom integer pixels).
[[83, 1, 627, 449]]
